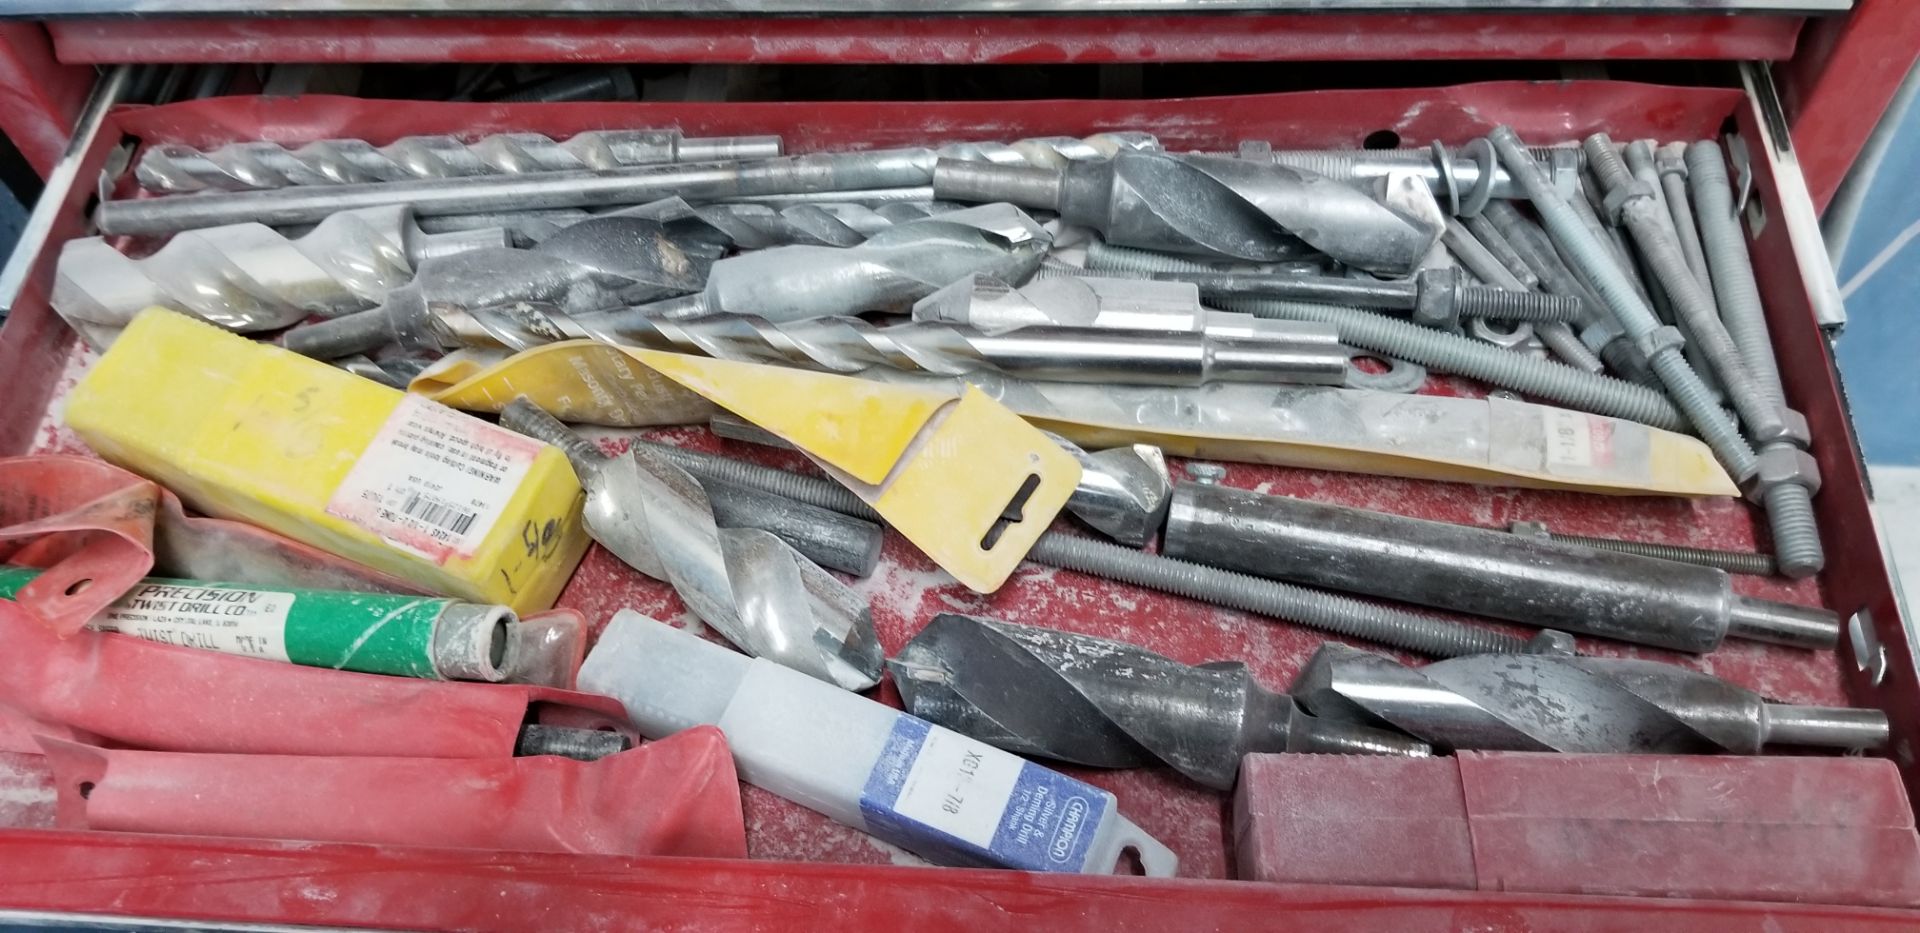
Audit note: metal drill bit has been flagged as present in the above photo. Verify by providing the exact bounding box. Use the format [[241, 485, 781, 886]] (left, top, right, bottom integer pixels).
[[500, 401, 883, 576], [420, 200, 959, 250], [636, 202, 1053, 322], [285, 203, 1055, 355], [1163, 482, 1839, 653], [499, 398, 882, 691], [99, 136, 1155, 237], [1292, 643, 1889, 755], [51, 204, 505, 337], [931, 149, 1442, 274], [1230, 140, 1581, 216], [912, 271, 1350, 357], [514, 724, 635, 761], [891, 613, 1431, 790], [133, 130, 786, 193]]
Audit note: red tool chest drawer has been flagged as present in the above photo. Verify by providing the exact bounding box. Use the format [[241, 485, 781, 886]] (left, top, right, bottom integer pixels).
[[0, 77, 1910, 930]]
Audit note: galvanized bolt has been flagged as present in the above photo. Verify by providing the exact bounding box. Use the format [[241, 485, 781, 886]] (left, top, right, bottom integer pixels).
[[1489, 126, 1758, 484], [1158, 267, 1582, 330]]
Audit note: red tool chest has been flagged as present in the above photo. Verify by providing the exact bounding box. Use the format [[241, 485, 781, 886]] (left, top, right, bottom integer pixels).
[[0, 5, 1914, 930]]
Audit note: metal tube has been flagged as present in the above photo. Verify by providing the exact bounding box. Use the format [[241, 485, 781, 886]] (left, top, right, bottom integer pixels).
[[1160, 482, 1838, 652], [97, 148, 942, 236]]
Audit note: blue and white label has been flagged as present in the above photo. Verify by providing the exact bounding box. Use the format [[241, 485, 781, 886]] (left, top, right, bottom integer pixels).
[[861, 716, 1110, 872]]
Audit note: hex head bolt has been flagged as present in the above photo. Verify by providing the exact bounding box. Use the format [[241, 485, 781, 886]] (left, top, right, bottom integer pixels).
[[1488, 128, 1758, 484], [1582, 134, 1788, 446], [1687, 141, 1825, 580], [1442, 217, 1606, 374], [1084, 238, 1685, 431]]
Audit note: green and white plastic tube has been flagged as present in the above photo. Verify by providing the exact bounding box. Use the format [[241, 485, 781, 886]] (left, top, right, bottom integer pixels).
[[0, 566, 512, 682]]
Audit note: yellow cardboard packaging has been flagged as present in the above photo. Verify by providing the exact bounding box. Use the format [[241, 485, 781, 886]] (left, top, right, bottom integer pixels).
[[66, 309, 587, 612]]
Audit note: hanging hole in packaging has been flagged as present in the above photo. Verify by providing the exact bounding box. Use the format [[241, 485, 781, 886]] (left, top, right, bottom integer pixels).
[[77, 781, 95, 800], [63, 578, 93, 597], [1114, 846, 1148, 876], [980, 474, 1043, 551]]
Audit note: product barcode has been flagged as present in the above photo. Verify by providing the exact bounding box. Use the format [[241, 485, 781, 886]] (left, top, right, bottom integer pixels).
[[400, 492, 477, 536]]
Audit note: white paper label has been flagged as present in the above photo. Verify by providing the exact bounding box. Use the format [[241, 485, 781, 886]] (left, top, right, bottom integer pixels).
[[1544, 407, 1596, 470], [887, 728, 1027, 848], [90, 583, 295, 663], [326, 395, 541, 564]]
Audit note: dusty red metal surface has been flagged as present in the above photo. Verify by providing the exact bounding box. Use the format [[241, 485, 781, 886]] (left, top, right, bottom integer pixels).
[[42, 13, 1803, 66], [1777, 0, 1920, 212], [5, 830, 1920, 932], [0, 81, 1906, 928], [0, 23, 89, 178], [1237, 752, 1920, 907]]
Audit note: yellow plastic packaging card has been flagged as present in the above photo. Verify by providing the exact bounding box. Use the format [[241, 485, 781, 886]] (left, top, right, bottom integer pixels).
[[66, 309, 589, 612], [411, 341, 1078, 593], [414, 344, 1735, 498]]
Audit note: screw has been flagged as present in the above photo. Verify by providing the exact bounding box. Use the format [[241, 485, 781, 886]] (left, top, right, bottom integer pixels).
[[635, 440, 1524, 657], [1489, 127, 1757, 483], [1443, 217, 1605, 374], [1508, 520, 1775, 576], [1085, 240, 1684, 431], [1161, 267, 1582, 329]]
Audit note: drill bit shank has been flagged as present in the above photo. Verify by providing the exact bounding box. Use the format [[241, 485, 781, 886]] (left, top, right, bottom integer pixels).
[[892, 614, 1429, 790], [1292, 644, 1889, 754], [134, 130, 785, 193]]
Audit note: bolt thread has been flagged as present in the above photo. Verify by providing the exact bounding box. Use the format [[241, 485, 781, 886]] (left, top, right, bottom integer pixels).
[[1456, 286, 1583, 323], [1582, 136, 1638, 194], [639, 441, 885, 522], [515, 724, 633, 760], [1646, 348, 1758, 478], [1028, 533, 1523, 657], [1217, 295, 1686, 432], [1544, 532, 1775, 576], [1764, 480, 1826, 579], [1086, 240, 1224, 275], [1687, 142, 1787, 405], [497, 399, 605, 472]]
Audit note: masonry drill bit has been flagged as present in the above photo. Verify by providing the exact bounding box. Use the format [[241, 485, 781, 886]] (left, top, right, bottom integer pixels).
[[931, 149, 1442, 274], [1230, 140, 1582, 216], [1291, 643, 1890, 755], [100, 136, 1158, 237], [134, 130, 785, 193], [890, 614, 1430, 790], [51, 205, 504, 338], [499, 398, 882, 692]]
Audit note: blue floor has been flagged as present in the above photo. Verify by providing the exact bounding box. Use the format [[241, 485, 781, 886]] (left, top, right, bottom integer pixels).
[[1834, 87, 1920, 468]]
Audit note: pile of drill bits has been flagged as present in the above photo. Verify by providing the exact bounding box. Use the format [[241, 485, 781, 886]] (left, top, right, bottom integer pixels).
[[74, 125, 1824, 583]]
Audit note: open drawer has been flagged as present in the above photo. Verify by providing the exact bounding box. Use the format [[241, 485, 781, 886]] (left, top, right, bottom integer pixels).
[[0, 79, 1911, 929]]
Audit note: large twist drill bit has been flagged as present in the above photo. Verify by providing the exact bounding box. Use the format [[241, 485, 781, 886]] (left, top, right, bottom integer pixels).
[[1292, 643, 1889, 755], [51, 204, 505, 338], [98, 136, 1158, 237], [633, 202, 1052, 322], [931, 149, 1442, 274], [133, 129, 786, 193], [500, 398, 882, 691], [890, 613, 1431, 790], [292, 300, 1358, 388]]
